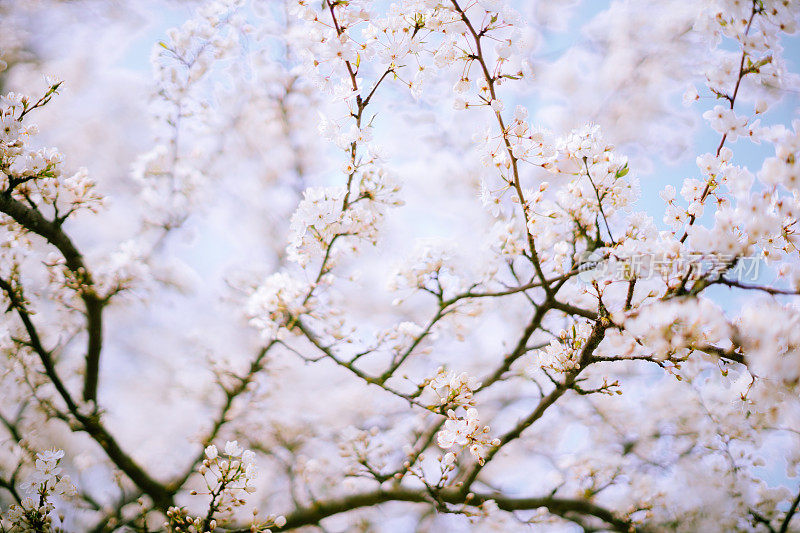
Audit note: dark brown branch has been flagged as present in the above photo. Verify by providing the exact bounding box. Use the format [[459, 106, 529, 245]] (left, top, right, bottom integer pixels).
[[0, 277, 172, 510], [779, 485, 800, 533], [477, 302, 550, 391], [713, 277, 800, 296], [0, 193, 104, 404], [0, 474, 22, 505], [463, 318, 609, 490], [694, 343, 746, 366], [229, 487, 637, 532]]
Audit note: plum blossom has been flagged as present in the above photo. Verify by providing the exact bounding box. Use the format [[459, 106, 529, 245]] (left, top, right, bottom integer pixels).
[[437, 408, 499, 464], [246, 273, 311, 340]]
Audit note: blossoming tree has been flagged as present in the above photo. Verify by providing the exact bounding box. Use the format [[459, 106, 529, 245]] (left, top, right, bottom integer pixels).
[[1, 0, 800, 531]]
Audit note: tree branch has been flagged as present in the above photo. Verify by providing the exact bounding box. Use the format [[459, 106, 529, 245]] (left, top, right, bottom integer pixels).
[[0, 277, 172, 510], [230, 486, 638, 532], [0, 193, 104, 404]]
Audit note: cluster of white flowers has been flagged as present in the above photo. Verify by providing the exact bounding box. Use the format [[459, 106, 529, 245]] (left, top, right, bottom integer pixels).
[[437, 407, 499, 465], [0, 213, 32, 279], [156, 0, 246, 99], [285, 186, 346, 266], [285, 171, 402, 268], [1, 95, 57, 176], [703, 105, 752, 141], [488, 220, 527, 258], [131, 145, 203, 229], [201, 441, 258, 487], [390, 241, 471, 300], [476, 109, 556, 188], [284, 0, 408, 272], [478, 116, 648, 285], [659, 137, 793, 268], [92, 240, 151, 297], [135, 0, 247, 228], [681, 154, 797, 265], [621, 298, 733, 363], [548, 125, 637, 233], [760, 119, 800, 192], [738, 301, 800, 390], [426, 367, 481, 408], [504, 107, 556, 165], [372, 321, 427, 360], [6, 449, 76, 532], [43, 240, 150, 300], [445, 7, 528, 106], [530, 322, 595, 373], [696, 0, 797, 98], [0, 88, 103, 219], [291, 0, 457, 98], [165, 440, 280, 532], [675, 0, 800, 273], [246, 272, 311, 340], [422, 367, 498, 465]]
